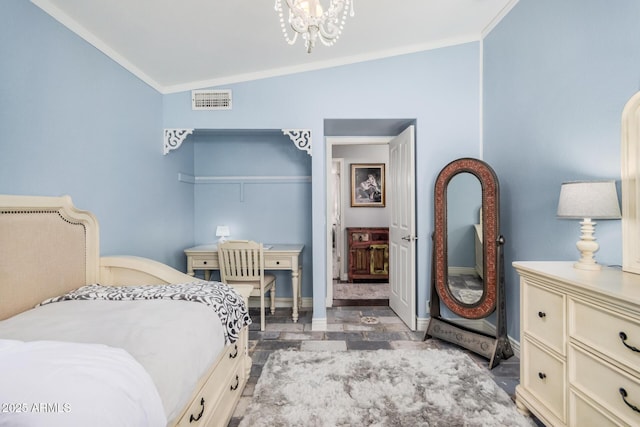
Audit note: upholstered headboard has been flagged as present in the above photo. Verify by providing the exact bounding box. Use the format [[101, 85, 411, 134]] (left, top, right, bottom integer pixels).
[[0, 195, 99, 320]]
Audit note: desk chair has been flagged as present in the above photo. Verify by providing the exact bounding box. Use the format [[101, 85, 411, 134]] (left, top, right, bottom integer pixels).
[[217, 240, 276, 331]]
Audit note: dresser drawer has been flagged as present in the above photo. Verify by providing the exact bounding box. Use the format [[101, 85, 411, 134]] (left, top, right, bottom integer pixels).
[[350, 231, 370, 242], [570, 391, 622, 427], [570, 298, 640, 374], [522, 337, 566, 422], [523, 281, 566, 354], [569, 390, 622, 427], [569, 345, 640, 427]]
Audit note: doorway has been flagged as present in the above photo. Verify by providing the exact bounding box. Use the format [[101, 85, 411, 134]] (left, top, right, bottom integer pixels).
[[325, 125, 416, 328], [329, 148, 390, 307]]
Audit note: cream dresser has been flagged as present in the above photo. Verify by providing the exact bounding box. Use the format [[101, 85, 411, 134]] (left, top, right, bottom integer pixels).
[[513, 261, 640, 427]]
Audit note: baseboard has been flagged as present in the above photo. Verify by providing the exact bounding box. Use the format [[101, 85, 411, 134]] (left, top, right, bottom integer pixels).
[[416, 317, 430, 331], [312, 317, 327, 331]]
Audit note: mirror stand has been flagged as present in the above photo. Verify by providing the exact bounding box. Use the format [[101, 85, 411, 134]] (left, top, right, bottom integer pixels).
[[425, 235, 513, 369]]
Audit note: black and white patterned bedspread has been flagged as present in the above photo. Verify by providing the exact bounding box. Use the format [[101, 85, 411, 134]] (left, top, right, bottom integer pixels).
[[39, 282, 252, 344]]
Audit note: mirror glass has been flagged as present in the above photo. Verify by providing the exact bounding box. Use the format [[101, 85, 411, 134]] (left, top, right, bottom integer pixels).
[[446, 172, 483, 305]]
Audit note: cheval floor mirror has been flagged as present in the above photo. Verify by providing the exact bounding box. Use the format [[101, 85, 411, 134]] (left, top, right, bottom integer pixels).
[[424, 157, 514, 369]]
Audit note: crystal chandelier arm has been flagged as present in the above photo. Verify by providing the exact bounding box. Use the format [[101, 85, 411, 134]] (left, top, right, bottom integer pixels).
[[319, 0, 353, 46], [275, 0, 354, 52]]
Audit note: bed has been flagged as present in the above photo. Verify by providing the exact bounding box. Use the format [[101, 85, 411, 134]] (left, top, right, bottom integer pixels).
[[0, 194, 253, 427]]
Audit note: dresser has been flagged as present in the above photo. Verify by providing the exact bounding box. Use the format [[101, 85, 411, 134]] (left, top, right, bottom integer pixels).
[[346, 227, 389, 282], [513, 262, 640, 427]]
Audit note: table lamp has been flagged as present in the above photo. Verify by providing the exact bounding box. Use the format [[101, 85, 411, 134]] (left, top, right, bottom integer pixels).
[[216, 225, 230, 243], [557, 180, 621, 270]]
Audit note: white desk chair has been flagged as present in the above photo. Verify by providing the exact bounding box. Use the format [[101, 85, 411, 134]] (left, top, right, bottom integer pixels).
[[217, 240, 276, 331]]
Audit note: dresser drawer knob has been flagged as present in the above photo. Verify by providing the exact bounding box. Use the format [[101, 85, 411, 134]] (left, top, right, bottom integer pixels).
[[538, 372, 546, 380], [203, 261, 207, 265], [620, 388, 640, 413], [619, 332, 640, 353], [538, 311, 546, 318]]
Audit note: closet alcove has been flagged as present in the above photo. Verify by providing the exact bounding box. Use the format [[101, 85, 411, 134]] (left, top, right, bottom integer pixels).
[[165, 128, 313, 307]]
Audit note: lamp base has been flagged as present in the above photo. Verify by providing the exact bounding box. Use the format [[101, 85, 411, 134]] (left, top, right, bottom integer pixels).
[[574, 218, 601, 271], [573, 261, 602, 271]]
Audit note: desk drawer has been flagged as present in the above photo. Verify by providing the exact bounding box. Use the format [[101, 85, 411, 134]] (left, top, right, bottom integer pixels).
[[265, 257, 292, 269], [192, 258, 217, 269]]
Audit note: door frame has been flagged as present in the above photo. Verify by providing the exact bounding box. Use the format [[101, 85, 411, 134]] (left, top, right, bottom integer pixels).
[[325, 134, 416, 310], [331, 158, 345, 281]]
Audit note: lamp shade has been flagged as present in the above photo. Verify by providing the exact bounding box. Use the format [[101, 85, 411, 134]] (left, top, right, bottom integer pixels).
[[557, 180, 621, 219], [216, 225, 230, 238]]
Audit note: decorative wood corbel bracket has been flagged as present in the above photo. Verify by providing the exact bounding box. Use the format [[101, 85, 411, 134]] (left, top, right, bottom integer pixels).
[[163, 129, 194, 155], [282, 129, 312, 156]]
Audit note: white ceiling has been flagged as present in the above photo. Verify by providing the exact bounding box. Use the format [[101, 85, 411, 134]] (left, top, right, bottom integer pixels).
[[32, 0, 517, 94]]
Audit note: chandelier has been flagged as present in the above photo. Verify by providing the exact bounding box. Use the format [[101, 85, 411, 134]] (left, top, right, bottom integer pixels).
[[274, 0, 355, 53]]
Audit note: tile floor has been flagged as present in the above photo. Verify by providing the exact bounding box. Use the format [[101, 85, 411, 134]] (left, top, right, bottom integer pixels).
[[227, 306, 542, 427]]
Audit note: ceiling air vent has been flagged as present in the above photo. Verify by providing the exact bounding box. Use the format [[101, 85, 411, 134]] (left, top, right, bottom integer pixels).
[[191, 89, 232, 110]]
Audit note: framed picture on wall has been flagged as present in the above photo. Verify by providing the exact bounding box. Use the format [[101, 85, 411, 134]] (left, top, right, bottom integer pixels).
[[351, 163, 385, 207]]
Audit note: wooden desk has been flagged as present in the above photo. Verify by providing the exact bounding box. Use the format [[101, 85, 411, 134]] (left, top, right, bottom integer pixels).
[[184, 244, 304, 322]]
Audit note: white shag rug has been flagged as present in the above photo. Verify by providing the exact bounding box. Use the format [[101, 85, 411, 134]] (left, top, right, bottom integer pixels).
[[239, 349, 536, 427]]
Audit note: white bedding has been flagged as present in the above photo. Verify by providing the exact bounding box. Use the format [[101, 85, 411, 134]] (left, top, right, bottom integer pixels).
[[0, 299, 227, 425], [0, 339, 166, 427]]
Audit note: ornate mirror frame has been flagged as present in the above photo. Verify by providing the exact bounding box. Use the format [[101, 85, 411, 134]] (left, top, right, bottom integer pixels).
[[425, 157, 513, 369], [622, 91, 640, 275], [433, 157, 499, 318]]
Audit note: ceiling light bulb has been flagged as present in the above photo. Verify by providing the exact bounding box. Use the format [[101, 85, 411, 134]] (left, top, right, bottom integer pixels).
[[297, 0, 323, 17]]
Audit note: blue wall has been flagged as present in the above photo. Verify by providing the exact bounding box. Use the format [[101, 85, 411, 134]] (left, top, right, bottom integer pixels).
[[484, 0, 640, 339], [163, 43, 482, 323], [0, 1, 194, 268]]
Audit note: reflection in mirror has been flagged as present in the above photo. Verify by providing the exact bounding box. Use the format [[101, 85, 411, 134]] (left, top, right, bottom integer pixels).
[[446, 173, 483, 305]]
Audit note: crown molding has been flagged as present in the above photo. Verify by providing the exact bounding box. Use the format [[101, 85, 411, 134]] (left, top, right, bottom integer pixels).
[[481, 0, 520, 38], [160, 34, 482, 94], [31, 0, 164, 93]]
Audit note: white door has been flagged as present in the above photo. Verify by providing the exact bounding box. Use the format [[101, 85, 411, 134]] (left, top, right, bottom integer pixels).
[[389, 126, 416, 329]]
